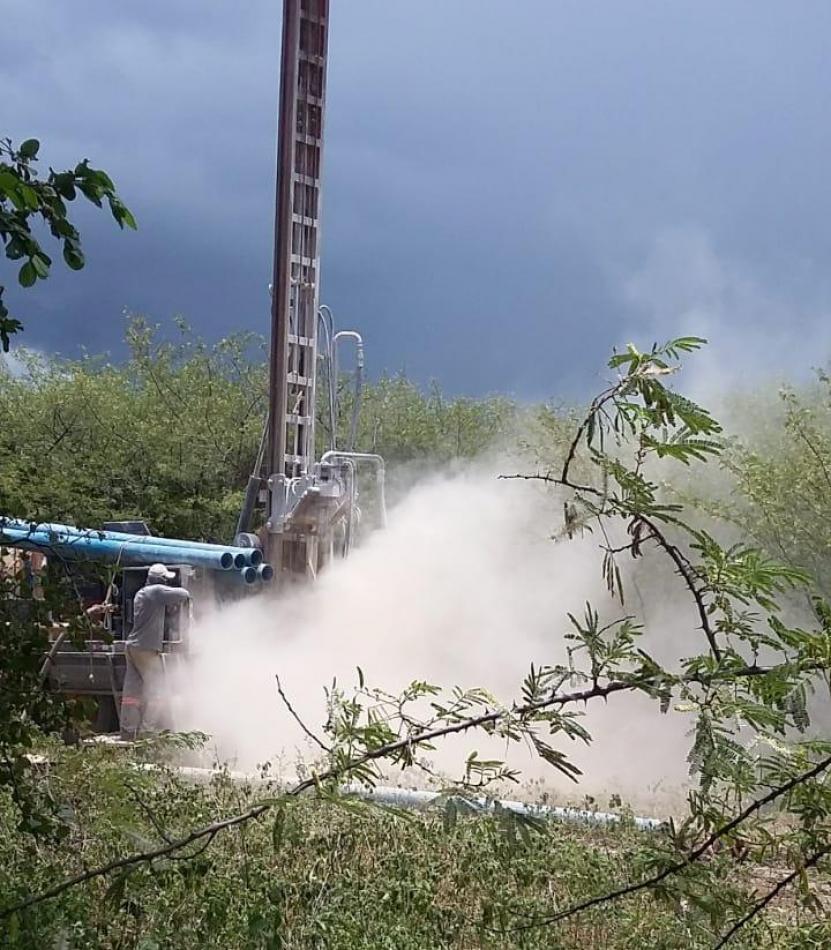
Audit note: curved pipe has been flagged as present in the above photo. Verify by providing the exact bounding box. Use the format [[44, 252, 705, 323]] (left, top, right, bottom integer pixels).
[[332, 330, 364, 452], [320, 452, 387, 528]]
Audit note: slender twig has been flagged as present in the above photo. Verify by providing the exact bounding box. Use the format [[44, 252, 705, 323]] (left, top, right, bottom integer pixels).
[[123, 782, 172, 844], [276, 675, 331, 754], [507, 751, 831, 931], [165, 831, 219, 862], [790, 419, 831, 495], [600, 533, 658, 556], [559, 382, 620, 484], [713, 846, 830, 948], [639, 514, 722, 662], [500, 472, 602, 498], [500, 472, 724, 662]]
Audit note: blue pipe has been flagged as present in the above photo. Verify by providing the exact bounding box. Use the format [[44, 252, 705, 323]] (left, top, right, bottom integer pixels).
[[216, 565, 259, 585], [101, 529, 263, 566], [0, 519, 261, 567], [0, 524, 235, 571]]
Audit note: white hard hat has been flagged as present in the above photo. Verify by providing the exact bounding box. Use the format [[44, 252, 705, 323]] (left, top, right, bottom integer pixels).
[[147, 563, 176, 581]]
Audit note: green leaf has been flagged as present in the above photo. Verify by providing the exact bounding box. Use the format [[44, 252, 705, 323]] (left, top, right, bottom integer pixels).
[[19, 139, 40, 160], [62, 241, 85, 271], [0, 169, 22, 201], [5, 236, 25, 261], [32, 252, 51, 279], [51, 172, 76, 201], [18, 182, 40, 211], [77, 180, 103, 207], [0, 315, 23, 351], [108, 196, 137, 230], [19, 260, 37, 287]]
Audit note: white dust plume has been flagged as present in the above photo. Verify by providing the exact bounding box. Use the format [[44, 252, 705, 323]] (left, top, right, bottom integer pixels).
[[175, 463, 694, 809]]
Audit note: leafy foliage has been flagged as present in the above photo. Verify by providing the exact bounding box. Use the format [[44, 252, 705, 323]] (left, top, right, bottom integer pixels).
[[0, 136, 136, 350], [720, 376, 831, 598], [0, 555, 93, 837], [0, 318, 545, 539], [286, 338, 831, 942], [0, 318, 267, 541]]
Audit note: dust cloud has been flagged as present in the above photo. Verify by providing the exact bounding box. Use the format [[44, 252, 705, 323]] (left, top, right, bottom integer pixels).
[[173, 461, 698, 812]]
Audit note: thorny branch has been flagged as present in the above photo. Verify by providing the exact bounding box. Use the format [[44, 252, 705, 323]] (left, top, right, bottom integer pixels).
[[501, 472, 723, 662], [638, 513, 722, 662], [713, 846, 831, 949], [558, 381, 620, 486], [506, 751, 831, 932]]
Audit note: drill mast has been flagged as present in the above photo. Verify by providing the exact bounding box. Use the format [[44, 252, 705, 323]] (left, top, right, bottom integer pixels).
[[266, 0, 330, 573], [267, 0, 329, 486], [263, 0, 385, 580]]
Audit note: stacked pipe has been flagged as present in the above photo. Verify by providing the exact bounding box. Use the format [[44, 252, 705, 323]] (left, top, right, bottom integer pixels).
[[0, 519, 272, 586]]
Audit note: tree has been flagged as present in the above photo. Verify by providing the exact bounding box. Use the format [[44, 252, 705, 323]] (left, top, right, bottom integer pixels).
[[0, 318, 544, 539], [720, 376, 831, 597], [0, 136, 136, 351], [0, 317, 267, 541]]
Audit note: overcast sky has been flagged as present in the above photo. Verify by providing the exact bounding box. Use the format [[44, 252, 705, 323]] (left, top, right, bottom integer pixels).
[[2, 1, 830, 398]]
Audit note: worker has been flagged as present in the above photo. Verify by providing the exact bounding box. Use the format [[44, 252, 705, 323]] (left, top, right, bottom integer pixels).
[[119, 563, 191, 741]]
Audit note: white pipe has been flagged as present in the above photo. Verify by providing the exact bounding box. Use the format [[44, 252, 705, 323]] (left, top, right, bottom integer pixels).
[[332, 331, 364, 452], [342, 783, 663, 831], [119, 759, 662, 832]]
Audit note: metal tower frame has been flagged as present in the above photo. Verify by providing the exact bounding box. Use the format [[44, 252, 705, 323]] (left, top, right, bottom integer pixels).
[[266, 0, 330, 570]]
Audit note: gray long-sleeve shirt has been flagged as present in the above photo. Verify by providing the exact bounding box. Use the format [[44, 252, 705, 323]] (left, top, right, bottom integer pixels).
[[127, 583, 190, 652]]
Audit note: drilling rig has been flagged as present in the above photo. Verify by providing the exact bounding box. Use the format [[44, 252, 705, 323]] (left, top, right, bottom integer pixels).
[[0, 0, 384, 728], [259, 0, 385, 581]]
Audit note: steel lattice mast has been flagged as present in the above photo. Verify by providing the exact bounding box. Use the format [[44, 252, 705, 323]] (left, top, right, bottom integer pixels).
[[266, 0, 330, 569]]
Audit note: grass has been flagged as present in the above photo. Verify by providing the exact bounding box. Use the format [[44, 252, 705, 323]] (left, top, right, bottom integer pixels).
[[0, 742, 828, 949]]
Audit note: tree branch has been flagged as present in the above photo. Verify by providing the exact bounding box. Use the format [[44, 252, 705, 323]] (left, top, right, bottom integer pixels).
[[500, 473, 724, 662], [713, 846, 830, 948], [639, 514, 722, 662], [499, 472, 602, 498], [506, 751, 831, 931], [276, 674, 331, 754]]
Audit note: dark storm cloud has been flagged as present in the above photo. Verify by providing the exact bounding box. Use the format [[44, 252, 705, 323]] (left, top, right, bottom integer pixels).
[[2, 1, 830, 396]]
